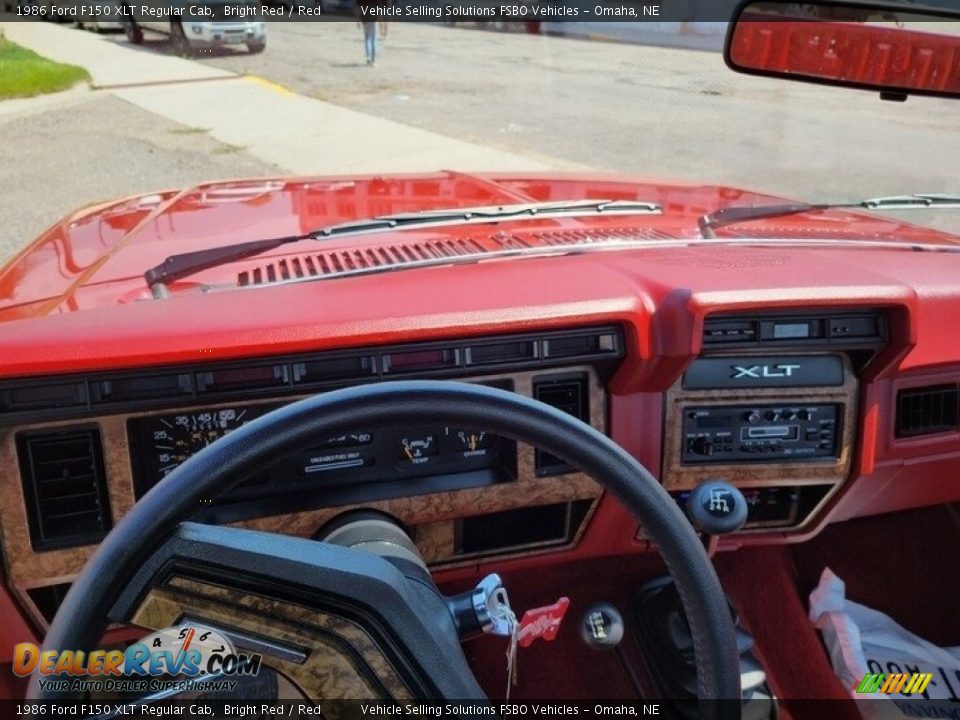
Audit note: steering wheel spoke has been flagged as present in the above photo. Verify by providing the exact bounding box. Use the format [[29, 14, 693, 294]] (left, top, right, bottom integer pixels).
[[109, 521, 475, 700]]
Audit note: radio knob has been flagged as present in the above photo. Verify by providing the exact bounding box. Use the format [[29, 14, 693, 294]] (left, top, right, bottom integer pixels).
[[744, 410, 761, 425], [798, 409, 812, 421], [764, 410, 778, 422], [782, 410, 797, 421]]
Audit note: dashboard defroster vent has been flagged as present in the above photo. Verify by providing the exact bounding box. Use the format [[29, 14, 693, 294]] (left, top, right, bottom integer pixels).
[[16, 427, 112, 551], [896, 384, 959, 438], [0, 326, 624, 422], [464, 339, 538, 366], [0, 382, 87, 413]]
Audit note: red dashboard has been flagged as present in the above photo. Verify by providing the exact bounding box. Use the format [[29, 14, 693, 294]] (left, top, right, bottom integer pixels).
[[1, 173, 959, 668]]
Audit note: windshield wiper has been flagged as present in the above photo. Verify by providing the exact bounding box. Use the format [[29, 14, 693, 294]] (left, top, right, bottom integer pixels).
[[144, 199, 661, 296], [698, 193, 960, 238], [314, 198, 660, 236]]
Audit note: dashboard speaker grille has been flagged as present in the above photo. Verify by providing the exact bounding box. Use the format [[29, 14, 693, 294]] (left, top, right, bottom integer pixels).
[[16, 427, 112, 551], [896, 384, 960, 437]]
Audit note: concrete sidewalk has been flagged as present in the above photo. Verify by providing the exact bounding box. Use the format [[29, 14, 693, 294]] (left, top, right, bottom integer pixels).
[[114, 75, 576, 175], [1, 21, 234, 88], [1, 20, 580, 174]]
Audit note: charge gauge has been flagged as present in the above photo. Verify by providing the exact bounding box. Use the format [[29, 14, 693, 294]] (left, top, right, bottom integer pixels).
[[445, 427, 495, 458]]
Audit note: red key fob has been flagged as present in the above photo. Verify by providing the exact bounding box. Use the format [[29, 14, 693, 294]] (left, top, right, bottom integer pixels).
[[516, 597, 570, 647]]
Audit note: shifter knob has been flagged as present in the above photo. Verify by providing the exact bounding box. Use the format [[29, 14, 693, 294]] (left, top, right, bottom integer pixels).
[[686, 480, 748, 536]]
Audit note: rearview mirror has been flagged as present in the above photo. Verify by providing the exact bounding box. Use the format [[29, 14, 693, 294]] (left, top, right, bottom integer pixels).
[[725, 0, 960, 100]]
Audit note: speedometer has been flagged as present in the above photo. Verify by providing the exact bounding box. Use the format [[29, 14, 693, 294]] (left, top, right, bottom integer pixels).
[[155, 408, 249, 474], [129, 404, 279, 497]]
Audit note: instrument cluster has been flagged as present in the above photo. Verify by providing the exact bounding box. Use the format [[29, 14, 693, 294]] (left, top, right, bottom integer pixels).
[[127, 400, 517, 517]]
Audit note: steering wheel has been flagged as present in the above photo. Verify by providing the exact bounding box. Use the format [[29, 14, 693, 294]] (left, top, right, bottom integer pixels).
[[29, 381, 740, 713]]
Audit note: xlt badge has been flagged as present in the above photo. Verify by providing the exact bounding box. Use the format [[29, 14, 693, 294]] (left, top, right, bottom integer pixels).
[[731, 363, 801, 379], [683, 355, 844, 389]]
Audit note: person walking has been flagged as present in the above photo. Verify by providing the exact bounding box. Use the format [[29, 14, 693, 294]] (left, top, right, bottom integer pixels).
[[356, 0, 379, 66], [380, 0, 391, 40]]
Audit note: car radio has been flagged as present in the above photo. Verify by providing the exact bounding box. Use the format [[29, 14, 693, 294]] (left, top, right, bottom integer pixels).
[[681, 403, 840, 464]]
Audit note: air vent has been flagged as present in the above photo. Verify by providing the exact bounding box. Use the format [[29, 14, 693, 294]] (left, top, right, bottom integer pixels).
[[896, 385, 959, 438], [533, 374, 589, 475], [237, 239, 486, 287], [17, 428, 112, 551]]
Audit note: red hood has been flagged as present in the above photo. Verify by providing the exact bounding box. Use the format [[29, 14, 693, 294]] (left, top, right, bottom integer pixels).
[[3, 171, 958, 321], [4, 171, 960, 379]]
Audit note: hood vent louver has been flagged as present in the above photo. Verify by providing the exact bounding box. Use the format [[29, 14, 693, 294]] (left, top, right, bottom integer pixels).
[[236, 228, 676, 288], [526, 227, 677, 245], [238, 239, 487, 287], [17, 427, 112, 551], [896, 384, 959, 438]]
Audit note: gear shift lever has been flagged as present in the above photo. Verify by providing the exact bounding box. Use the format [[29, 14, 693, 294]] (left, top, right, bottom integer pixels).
[[632, 480, 777, 719], [685, 479, 748, 557]]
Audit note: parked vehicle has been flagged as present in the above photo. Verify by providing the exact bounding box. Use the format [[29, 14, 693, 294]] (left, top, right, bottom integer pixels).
[[122, 0, 266, 54]]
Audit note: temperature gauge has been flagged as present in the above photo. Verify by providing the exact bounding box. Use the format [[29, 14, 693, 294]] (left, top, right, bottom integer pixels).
[[399, 434, 438, 465]]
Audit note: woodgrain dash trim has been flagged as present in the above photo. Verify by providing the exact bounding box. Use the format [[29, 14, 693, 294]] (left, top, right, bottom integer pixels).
[[1, 367, 605, 629], [131, 577, 412, 700], [661, 354, 858, 492]]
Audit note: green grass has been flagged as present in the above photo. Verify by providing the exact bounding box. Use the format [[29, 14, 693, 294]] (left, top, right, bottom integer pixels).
[[0, 38, 90, 100]]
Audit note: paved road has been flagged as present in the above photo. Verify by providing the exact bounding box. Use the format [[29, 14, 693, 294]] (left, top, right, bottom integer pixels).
[[180, 21, 960, 230]]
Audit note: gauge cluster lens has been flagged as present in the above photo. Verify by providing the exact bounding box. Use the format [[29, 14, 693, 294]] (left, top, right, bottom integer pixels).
[[128, 398, 517, 514], [130, 404, 280, 496]]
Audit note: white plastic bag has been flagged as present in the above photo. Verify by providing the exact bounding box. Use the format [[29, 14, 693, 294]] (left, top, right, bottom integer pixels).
[[809, 568, 960, 719]]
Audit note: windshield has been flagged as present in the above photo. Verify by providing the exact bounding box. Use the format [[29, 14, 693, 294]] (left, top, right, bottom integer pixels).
[[6, 7, 960, 710], [2, 8, 960, 273]]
